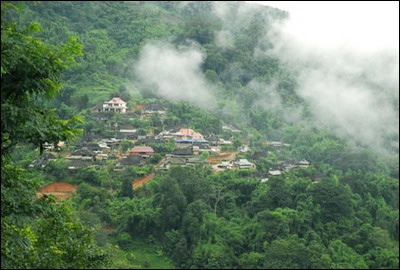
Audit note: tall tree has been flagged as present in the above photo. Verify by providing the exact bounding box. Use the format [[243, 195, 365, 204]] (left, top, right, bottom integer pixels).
[[1, 3, 111, 268], [1, 4, 83, 156]]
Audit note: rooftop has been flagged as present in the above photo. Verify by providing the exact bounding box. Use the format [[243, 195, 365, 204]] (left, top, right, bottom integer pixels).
[[234, 159, 253, 166], [73, 147, 96, 157], [106, 97, 127, 104], [130, 146, 154, 153], [297, 159, 310, 165], [175, 139, 209, 143], [268, 170, 282, 176], [175, 128, 204, 138], [120, 155, 146, 166], [173, 148, 193, 155]]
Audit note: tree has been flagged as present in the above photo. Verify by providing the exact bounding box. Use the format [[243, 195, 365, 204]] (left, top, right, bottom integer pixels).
[[1, 4, 83, 157], [120, 140, 134, 152], [204, 69, 218, 83], [181, 16, 219, 45], [200, 151, 210, 161], [251, 210, 290, 248], [327, 240, 368, 269], [170, 166, 211, 205], [191, 242, 236, 269], [120, 177, 134, 198], [311, 177, 354, 222], [263, 238, 315, 269], [238, 252, 264, 269], [107, 197, 160, 236], [76, 94, 89, 110], [154, 177, 187, 231], [182, 200, 211, 245], [265, 177, 293, 209], [1, 4, 111, 268]]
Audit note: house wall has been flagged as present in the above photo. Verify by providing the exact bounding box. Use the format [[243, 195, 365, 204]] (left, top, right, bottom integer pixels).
[[101, 102, 127, 113]]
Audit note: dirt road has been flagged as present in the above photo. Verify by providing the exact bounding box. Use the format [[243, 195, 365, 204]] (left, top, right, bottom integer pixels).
[[132, 173, 155, 190]]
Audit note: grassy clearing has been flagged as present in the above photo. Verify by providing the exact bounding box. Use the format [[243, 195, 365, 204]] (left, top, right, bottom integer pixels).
[[109, 238, 176, 269]]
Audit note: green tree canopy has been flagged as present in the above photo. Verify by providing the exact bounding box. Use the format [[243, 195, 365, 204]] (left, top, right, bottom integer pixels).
[[1, 3, 111, 268]]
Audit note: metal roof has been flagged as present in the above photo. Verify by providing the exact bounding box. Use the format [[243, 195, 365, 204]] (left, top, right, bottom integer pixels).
[[130, 146, 154, 153], [174, 139, 209, 143]]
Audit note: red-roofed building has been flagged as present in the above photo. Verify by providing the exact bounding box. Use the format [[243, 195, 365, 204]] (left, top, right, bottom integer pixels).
[[100, 97, 128, 113], [129, 146, 155, 157], [174, 128, 204, 140]]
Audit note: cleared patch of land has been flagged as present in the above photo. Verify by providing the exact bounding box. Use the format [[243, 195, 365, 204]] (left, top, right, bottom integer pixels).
[[132, 173, 155, 190], [208, 151, 238, 165], [37, 182, 78, 199]]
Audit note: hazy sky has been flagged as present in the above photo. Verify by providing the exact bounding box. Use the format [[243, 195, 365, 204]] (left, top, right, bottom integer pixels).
[[247, 1, 399, 52], [246, 1, 399, 153]]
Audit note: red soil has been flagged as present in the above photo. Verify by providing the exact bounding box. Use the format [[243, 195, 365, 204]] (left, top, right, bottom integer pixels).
[[38, 182, 78, 193], [132, 173, 155, 190], [37, 182, 77, 199], [208, 151, 237, 165]]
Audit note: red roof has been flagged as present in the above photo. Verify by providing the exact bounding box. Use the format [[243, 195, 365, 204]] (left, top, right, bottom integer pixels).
[[107, 97, 127, 104], [175, 128, 203, 138], [130, 146, 154, 153], [57, 141, 66, 147]]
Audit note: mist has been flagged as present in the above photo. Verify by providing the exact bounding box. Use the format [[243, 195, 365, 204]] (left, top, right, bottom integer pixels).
[[248, 1, 400, 154], [212, 2, 261, 49], [134, 41, 217, 109], [134, 2, 399, 154]]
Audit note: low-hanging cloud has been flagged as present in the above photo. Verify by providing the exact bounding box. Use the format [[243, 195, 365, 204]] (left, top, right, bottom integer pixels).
[[134, 3, 399, 154], [212, 2, 259, 49], [134, 42, 217, 109], [213, 1, 282, 49], [298, 68, 398, 151], [248, 2, 400, 154]]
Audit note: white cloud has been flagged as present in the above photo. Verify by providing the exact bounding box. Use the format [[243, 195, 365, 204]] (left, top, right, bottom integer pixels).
[[212, 2, 262, 49], [247, 1, 399, 153], [248, 1, 399, 53], [134, 42, 217, 109]]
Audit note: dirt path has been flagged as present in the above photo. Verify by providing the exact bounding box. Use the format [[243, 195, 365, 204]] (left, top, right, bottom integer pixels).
[[132, 173, 155, 190]]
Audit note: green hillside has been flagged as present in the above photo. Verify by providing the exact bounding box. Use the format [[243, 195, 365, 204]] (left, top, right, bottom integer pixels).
[[1, 1, 398, 269]]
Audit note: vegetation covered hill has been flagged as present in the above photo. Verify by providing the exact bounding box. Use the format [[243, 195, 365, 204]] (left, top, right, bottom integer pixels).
[[2, 1, 399, 269]]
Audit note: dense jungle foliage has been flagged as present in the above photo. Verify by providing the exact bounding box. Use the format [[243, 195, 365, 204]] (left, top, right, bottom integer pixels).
[[1, 1, 398, 269]]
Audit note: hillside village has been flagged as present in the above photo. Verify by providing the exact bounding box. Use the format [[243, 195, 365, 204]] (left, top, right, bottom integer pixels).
[[3, 2, 398, 269], [33, 97, 312, 197]]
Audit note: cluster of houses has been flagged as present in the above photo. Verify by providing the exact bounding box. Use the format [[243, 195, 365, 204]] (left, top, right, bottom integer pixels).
[[260, 159, 310, 182], [215, 159, 256, 171], [30, 124, 310, 175], [157, 128, 217, 170], [29, 97, 312, 180], [30, 123, 261, 174]]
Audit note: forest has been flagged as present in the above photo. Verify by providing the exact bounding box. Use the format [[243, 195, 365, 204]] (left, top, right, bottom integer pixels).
[[1, 1, 399, 269]]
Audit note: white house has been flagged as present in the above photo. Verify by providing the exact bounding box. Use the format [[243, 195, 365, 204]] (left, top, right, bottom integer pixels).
[[100, 97, 128, 113]]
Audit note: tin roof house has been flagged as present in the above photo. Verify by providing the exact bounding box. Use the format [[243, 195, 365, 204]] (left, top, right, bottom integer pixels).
[[174, 128, 207, 143], [128, 146, 155, 158], [233, 159, 256, 169]]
